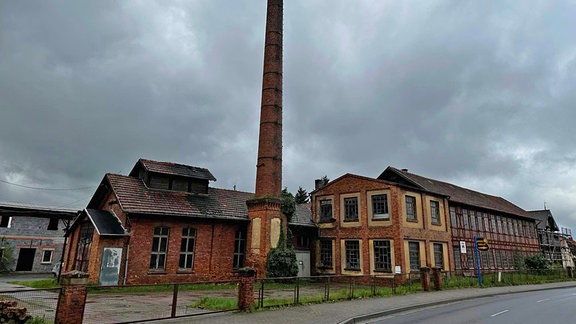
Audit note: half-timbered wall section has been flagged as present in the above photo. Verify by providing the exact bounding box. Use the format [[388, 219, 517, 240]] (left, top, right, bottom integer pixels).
[[450, 205, 539, 272], [377, 166, 540, 274]]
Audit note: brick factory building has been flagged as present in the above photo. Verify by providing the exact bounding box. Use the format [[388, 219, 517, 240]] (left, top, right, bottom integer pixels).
[[311, 167, 540, 277], [62, 158, 314, 285], [312, 173, 452, 277]]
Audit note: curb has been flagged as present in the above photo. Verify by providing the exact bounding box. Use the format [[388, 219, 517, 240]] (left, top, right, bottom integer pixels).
[[337, 283, 576, 324]]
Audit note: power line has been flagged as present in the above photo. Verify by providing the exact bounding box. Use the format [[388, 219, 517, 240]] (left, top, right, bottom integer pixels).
[[0, 179, 96, 191]]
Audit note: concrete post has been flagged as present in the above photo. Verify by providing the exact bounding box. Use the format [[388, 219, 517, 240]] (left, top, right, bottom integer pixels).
[[420, 267, 431, 291], [432, 267, 443, 290], [55, 271, 89, 324], [237, 267, 257, 311], [567, 266, 573, 278]]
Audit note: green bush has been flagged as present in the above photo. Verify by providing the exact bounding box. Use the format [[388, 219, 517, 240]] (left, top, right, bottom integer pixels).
[[266, 248, 298, 278], [524, 253, 550, 270]]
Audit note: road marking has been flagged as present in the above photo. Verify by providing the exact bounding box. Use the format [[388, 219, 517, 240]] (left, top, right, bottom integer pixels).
[[536, 298, 550, 303], [491, 310, 509, 317]]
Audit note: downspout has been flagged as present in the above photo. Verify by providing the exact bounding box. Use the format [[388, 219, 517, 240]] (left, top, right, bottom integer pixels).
[[123, 242, 130, 285]]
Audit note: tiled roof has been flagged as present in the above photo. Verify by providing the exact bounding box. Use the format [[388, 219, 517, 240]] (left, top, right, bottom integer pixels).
[[292, 203, 314, 227], [379, 167, 531, 218], [107, 174, 250, 221], [106, 173, 315, 226], [133, 158, 216, 181]]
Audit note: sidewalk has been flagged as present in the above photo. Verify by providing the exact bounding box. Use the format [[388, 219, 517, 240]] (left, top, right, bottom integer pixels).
[[158, 281, 576, 324]]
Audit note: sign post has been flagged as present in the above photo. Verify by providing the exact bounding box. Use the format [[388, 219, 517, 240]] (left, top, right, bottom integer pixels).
[[474, 236, 489, 288]]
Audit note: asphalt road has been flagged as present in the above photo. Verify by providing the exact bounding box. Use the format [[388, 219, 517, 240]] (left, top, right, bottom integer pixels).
[[367, 287, 576, 324]]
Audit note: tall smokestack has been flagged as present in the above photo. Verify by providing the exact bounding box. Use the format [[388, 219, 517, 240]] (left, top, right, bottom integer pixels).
[[255, 0, 283, 197]]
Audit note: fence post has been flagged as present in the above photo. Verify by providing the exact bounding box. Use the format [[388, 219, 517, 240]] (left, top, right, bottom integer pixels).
[[55, 271, 89, 324], [432, 268, 442, 290], [567, 266, 574, 279], [237, 267, 257, 311], [171, 284, 179, 317], [420, 267, 431, 291]]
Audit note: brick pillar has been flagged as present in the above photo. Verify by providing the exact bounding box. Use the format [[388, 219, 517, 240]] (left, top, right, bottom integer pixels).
[[420, 267, 431, 292], [432, 267, 443, 290], [237, 267, 257, 311], [55, 271, 89, 324]]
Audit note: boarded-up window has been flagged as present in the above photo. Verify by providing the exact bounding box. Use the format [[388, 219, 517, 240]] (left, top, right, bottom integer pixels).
[[149, 176, 170, 190]]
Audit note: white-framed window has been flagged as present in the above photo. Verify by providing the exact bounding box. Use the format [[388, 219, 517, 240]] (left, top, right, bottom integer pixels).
[[41, 249, 54, 264]]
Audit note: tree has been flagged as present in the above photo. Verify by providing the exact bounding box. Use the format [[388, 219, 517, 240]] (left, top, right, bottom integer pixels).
[[0, 237, 13, 273], [294, 186, 309, 204]]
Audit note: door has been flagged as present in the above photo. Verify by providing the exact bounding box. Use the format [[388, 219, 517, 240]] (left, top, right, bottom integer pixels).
[[16, 248, 36, 271], [295, 251, 311, 277]]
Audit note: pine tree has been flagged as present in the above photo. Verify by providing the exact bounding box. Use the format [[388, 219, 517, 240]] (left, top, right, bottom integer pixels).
[[294, 186, 309, 204]]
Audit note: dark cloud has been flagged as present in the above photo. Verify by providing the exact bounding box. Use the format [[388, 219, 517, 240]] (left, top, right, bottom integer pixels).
[[1, 0, 576, 231]]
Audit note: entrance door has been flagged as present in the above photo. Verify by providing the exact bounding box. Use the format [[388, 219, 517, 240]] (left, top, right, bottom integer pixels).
[[16, 248, 36, 271], [295, 251, 310, 277]]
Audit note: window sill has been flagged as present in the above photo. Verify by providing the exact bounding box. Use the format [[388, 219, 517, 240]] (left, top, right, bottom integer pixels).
[[406, 218, 418, 223], [373, 269, 392, 273], [318, 265, 333, 270], [431, 222, 442, 226], [148, 270, 167, 275], [177, 270, 194, 274], [319, 218, 336, 224], [41, 262, 52, 265], [343, 219, 359, 223], [344, 268, 361, 272], [371, 217, 391, 221]]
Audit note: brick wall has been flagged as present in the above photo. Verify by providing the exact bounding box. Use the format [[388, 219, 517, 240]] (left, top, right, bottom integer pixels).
[[125, 217, 246, 284], [312, 174, 452, 276]]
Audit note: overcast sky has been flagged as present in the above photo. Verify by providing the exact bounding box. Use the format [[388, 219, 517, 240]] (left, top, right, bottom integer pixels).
[[1, 0, 576, 232]]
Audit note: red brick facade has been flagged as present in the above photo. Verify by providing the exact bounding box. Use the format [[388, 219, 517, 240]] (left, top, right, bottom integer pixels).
[[312, 174, 453, 276]]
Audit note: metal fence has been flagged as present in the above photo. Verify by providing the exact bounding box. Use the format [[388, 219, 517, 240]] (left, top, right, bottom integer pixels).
[[84, 280, 239, 324], [0, 287, 60, 322], [255, 274, 424, 309]]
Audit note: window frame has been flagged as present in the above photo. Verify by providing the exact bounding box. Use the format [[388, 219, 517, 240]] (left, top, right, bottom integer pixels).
[[319, 239, 333, 269], [41, 249, 54, 264], [408, 241, 421, 271], [343, 197, 359, 222], [233, 230, 246, 270], [344, 240, 361, 270], [178, 227, 196, 270], [371, 194, 389, 220], [150, 226, 170, 271], [373, 240, 392, 272], [430, 200, 441, 225], [433, 243, 444, 269], [319, 199, 333, 223], [405, 195, 417, 222]]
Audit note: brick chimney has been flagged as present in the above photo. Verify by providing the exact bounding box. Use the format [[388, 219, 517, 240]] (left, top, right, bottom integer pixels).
[[246, 0, 285, 277], [255, 0, 283, 197]]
